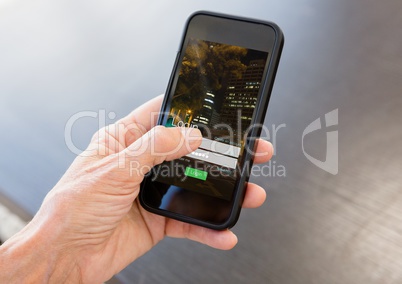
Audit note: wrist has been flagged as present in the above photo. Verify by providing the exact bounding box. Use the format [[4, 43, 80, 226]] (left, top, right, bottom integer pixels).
[[0, 217, 82, 283]]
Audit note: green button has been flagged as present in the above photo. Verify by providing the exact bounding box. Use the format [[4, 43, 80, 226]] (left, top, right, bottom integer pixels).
[[185, 167, 208, 181]]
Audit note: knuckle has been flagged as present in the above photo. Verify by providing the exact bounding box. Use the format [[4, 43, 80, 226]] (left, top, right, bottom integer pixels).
[[91, 126, 106, 141]]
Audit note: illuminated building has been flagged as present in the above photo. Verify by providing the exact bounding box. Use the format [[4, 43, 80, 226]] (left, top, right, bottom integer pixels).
[[192, 92, 215, 126], [220, 59, 266, 139]]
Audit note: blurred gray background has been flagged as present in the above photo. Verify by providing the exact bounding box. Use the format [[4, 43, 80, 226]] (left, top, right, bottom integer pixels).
[[1, 0, 401, 283]]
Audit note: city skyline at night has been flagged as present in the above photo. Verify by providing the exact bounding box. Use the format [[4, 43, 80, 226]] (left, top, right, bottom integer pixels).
[[167, 38, 268, 146]]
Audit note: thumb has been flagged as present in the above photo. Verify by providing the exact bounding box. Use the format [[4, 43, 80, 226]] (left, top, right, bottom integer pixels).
[[120, 126, 202, 179]]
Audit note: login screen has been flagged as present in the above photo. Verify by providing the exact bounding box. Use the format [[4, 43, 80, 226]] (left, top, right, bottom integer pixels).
[[152, 38, 268, 201]]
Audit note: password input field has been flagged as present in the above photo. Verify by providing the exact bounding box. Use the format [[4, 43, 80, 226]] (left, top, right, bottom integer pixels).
[[186, 148, 238, 169]]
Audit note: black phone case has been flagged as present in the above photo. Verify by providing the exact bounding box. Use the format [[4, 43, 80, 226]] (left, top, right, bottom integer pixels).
[[139, 11, 284, 230]]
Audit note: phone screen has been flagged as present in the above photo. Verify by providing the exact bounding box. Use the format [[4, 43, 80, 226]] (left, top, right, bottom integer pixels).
[[156, 38, 268, 199], [140, 13, 280, 227]]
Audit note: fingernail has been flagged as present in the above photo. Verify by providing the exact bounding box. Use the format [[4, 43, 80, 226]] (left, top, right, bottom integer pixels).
[[180, 127, 202, 147]]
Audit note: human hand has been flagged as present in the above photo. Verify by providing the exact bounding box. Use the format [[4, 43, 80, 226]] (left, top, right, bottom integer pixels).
[[0, 95, 274, 283]]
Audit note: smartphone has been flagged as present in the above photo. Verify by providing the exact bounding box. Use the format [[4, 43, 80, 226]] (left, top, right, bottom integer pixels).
[[139, 11, 284, 230]]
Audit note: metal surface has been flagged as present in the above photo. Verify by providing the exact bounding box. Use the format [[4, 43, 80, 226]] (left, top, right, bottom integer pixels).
[[1, 0, 401, 283]]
